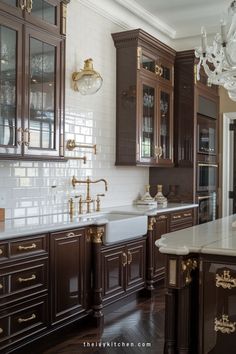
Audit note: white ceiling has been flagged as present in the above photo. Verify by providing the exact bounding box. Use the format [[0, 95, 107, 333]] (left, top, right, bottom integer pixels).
[[115, 0, 231, 39]]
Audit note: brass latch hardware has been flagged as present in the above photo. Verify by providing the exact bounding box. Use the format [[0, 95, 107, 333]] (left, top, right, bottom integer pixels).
[[122, 252, 127, 267], [89, 226, 105, 244], [155, 64, 163, 77], [214, 315, 236, 334], [26, 0, 32, 13], [127, 251, 132, 265], [216, 270, 236, 289], [19, 0, 26, 10], [182, 258, 198, 285], [18, 274, 36, 283]]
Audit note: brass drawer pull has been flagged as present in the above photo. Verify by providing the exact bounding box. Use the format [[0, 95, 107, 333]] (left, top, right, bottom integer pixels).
[[216, 270, 236, 289], [0, 248, 3, 255], [0, 283, 3, 289], [122, 252, 127, 267], [66, 232, 81, 238], [173, 215, 181, 219], [214, 315, 236, 334], [127, 251, 132, 265], [24, 128, 31, 146], [18, 274, 36, 283], [0, 328, 3, 334], [18, 243, 37, 251], [17, 313, 36, 324], [158, 215, 167, 220], [183, 213, 192, 217]]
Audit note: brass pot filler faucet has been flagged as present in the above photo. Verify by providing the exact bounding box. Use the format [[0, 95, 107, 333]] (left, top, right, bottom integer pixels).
[[69, 176, 108, 215]]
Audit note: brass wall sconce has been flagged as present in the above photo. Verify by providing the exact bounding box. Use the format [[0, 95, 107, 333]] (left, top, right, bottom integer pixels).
[[72, 58, 103, 95]]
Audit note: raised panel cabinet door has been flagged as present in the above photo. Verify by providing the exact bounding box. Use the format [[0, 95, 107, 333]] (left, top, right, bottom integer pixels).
[[101, 246, 125, 301], [201, 261, 236, 354], [153, 215, 168, 280], [24, 27, 63, 158], [50, 229, 85, 324], [0, 16, 23, 156], [126, 240, 146, 290]]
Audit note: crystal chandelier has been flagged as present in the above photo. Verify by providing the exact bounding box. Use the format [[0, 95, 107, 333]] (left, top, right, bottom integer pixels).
[[195, 1, 236, 101]]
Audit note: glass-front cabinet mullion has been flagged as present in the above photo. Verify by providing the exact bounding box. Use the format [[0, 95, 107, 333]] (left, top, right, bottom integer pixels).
[[0, 16, 22, 155], [24, 27, 61, 157], [157, 86, 173, 165], [139, 78, 157, 164]]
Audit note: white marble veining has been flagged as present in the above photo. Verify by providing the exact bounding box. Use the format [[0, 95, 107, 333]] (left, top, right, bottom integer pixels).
[[0, 203, 197, 240], [157, 214, 236, 256]]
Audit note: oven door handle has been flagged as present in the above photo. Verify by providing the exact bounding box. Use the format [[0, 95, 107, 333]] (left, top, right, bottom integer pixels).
[[198, 163, 218, 167], [198, 195, 212, 200]]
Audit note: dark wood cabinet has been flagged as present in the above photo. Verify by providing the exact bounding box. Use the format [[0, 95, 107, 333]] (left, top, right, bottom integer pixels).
[[101, 238, 146, 304], [147, 208, 196, 288], [50, 228, 89, 324], [0, 233, 49, 353], [112, 28, 175, 166], [0, 0, 68, 160]]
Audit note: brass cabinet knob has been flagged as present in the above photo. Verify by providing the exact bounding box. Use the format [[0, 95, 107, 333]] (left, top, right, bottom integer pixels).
[[0, 328, 3, 334], [0, 248, 3, 255]]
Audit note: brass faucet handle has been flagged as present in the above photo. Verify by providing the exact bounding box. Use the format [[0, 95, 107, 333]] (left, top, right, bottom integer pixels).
[[68, 198, 75, 217], [96, 194, 105, 212]]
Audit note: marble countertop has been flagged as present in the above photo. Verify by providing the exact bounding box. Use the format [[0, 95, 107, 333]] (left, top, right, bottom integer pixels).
[[0, 202, 198, 240], [157, 214, 236, 257]]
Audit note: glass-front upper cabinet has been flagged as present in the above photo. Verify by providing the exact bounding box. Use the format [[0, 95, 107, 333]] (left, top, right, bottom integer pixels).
[[0, 0, 60, 33], [24, 28, 61, 157], [140, 81, 155, 163], [158, 87, 173, 165], [140, 48, 173, 86], [0, 16, 22, 155]]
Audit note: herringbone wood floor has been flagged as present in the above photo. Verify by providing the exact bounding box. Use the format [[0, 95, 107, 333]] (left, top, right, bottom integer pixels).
[[23, 286, 165, 354]]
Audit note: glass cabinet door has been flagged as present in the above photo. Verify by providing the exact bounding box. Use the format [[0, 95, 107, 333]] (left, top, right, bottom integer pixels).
[[24, 28, 61, 157], [0, 17, 22, 155], [157, 87, 173, 164], [24, 0, 60, 33], [139, 80, 156, 163], [0, 0, 23, 17]]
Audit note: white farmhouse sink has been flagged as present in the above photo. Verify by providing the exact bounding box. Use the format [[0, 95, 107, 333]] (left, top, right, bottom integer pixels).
[[93, 212, 148, 244]]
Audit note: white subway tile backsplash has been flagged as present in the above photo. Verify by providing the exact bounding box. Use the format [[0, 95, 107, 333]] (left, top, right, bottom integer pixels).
[[0, 1, 149, 219]]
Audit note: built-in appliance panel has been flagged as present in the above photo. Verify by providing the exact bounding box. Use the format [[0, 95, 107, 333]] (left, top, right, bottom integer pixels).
[[197, 114, 217, 155]]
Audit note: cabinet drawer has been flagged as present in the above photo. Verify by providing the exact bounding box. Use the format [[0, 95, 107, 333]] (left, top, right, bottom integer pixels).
[[170, 209, 193, 223], [0, 259, 48, 305], [0, 295, 48, 344], [10, 234, 48, 260]]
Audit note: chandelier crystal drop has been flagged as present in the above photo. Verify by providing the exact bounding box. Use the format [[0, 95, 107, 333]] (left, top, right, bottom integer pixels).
[[195, 0, 236, 101]]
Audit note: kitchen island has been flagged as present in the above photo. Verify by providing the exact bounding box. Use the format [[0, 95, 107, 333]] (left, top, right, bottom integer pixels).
[[156, 215, 236, 354]]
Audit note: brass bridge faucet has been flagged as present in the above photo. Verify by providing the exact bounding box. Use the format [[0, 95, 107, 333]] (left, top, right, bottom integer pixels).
[[72, 176, 108, 213]]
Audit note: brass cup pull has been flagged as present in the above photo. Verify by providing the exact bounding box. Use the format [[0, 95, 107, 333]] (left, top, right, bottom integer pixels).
[[18, 274, 36, 283], [66, 232, 81, 238], [122, 252, 127, 267], [18, 243, 37, 251], [0, 328, 3, 334], [17, 313, 36, 324], [173, 215, 181, 219], [0, 248, 3, 255], [184, 213, 192, 217], [127, 251, 132, 265]]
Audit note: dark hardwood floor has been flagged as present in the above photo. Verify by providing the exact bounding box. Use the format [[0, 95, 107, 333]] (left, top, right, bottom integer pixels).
[[14, 286, 164, 354], [39, 286, 165, 354]]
